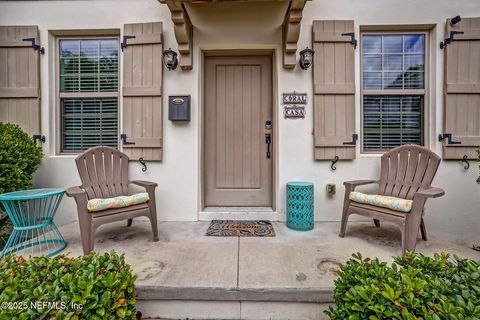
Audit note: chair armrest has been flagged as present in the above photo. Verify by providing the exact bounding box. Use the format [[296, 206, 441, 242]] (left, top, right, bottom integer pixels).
[[414, 187, 445, 199], [66, 186, 86, 198], [129, 180, 158, 188], [344, 180, 378, 187], [65, 186, 89, 217]]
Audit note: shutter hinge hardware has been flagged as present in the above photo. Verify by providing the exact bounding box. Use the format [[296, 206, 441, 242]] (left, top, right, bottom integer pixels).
[[341, 32, 357, 49], [438, 133, 461, 145], [121, 35, 136, 51], [343, 134, 358, 145], [440, 31, 464, 49], [120, 134, 135, 145], [32, 135, 46, 143], [22, 38, 45, 55]]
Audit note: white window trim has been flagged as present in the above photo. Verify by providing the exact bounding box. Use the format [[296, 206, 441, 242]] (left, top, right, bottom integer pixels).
[[54, 34, 121, 155], [359, 29, 431, 154]]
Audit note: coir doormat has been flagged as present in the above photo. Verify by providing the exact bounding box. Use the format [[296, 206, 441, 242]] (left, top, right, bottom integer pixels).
[[206, 220, 276, 237]]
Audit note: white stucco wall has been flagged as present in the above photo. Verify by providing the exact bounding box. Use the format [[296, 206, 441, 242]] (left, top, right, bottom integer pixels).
[[0, 0, 479, 245]]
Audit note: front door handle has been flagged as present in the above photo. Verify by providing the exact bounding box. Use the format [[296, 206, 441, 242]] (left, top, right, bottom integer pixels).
[[265, 133, 272, 159]]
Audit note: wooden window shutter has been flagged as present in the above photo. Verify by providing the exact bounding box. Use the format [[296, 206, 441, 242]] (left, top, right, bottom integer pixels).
[[122, 22, 163, 161], [442, 17, 480, 159], [313, 20, 356, 160], [0, 26, 41, 139]]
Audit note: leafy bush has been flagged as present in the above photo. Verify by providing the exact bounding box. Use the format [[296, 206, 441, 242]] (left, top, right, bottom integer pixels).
[[326, 252, 480, 320], [0, 122, 43, 194], [0, 122, 43, 248], [0, 251, 138, 319]]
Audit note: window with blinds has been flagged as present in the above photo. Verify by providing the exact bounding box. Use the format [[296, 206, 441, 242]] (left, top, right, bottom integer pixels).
[[361, 33, 426, 152], [58, 38, 119, 153]]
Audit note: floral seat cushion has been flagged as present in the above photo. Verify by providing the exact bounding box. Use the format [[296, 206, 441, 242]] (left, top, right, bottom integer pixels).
[[349, 191, 412, 213], [87, 193, 149, 213]]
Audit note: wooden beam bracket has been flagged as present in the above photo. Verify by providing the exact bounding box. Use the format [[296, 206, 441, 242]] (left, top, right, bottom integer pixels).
[[159, 0, 310, 70], [159, 0, 193, 70], [282, 0, 308, 69]]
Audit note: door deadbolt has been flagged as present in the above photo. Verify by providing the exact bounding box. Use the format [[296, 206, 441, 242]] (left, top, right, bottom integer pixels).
[[265, 120, 272, 130]]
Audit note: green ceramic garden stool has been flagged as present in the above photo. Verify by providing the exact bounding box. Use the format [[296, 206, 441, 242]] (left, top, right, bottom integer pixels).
[[287, 182, 314, 231], [0, 188, 67, 257]]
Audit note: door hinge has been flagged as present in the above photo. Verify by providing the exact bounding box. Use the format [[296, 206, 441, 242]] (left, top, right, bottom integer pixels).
[[440, 31, 464, 49]]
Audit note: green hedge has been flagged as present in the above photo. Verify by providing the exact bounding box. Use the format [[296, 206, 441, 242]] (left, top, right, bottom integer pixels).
[[0, 122, 43, 194], [0, 122, 43, 248], [326, 252, 480, 320], [0, 251, 137, 320]]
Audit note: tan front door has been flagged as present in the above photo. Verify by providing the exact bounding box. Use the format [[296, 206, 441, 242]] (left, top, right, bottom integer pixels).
[[204, 55, 273, 206]]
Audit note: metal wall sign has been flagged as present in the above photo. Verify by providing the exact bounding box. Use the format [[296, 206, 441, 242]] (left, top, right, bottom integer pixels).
[[284, 106, 306, 118], [283, 93, 307, 104], [282, 92, 307, 118]]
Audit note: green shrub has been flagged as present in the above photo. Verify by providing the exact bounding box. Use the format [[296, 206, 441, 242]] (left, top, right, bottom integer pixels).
[[0, 251, 137, 320], [0, 122, 43, 194], [326, 252, 480, 320], [0, 122, 43, 248]]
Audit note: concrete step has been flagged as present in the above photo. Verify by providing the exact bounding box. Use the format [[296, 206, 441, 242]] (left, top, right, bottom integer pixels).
[[139, 300, 332, 320], [137, 285, 333, 319]]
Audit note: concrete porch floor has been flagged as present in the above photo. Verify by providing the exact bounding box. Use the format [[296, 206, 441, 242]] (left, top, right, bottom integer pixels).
[[59, 220, 479, 320]]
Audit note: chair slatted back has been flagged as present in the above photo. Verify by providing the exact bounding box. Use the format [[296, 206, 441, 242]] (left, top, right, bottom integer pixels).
[[378, 145, 441, 200], [75, 146, 129, 199]]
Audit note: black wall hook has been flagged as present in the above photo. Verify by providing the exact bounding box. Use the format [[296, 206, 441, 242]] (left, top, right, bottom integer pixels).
[[331, 156, 339, 171], [462, 155, 470, 170], [139, 157, 147, 172]]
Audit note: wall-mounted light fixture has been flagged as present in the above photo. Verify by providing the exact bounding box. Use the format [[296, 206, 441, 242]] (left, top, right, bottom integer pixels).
[[299, 47, 315, 70], [162, 48, 178, 71]]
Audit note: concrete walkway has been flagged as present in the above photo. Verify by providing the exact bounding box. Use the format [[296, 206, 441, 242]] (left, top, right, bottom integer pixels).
[[59, 220, 479, 320]]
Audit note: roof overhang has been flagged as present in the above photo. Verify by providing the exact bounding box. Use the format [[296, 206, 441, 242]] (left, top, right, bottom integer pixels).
[[159, 0, 310, 70]]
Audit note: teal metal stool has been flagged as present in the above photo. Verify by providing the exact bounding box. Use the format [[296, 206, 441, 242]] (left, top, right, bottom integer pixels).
[[0, 188, 67, 257], [287, 182, 314, 231]]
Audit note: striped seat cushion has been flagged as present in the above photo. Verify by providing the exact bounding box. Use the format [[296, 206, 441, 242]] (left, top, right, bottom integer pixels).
[[349, 191, 412, 213], [87, 193, 149, 212]]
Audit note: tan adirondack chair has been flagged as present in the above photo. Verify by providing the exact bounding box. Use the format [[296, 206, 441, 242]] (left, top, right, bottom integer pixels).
[[340, 145, 445, 255], [66, 146, 159, 254]]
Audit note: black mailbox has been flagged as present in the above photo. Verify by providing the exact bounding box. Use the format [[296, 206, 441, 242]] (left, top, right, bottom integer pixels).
[[168, 95, 191, 122]]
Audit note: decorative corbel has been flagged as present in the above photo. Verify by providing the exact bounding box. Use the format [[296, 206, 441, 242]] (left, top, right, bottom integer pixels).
[[160, 0, 193, 70], [282, 0, 308, 69]]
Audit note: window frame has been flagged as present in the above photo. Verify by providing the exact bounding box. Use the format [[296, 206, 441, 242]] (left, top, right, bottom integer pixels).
[[55, 35, 120, 155], [360, 30, 430, 154]]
